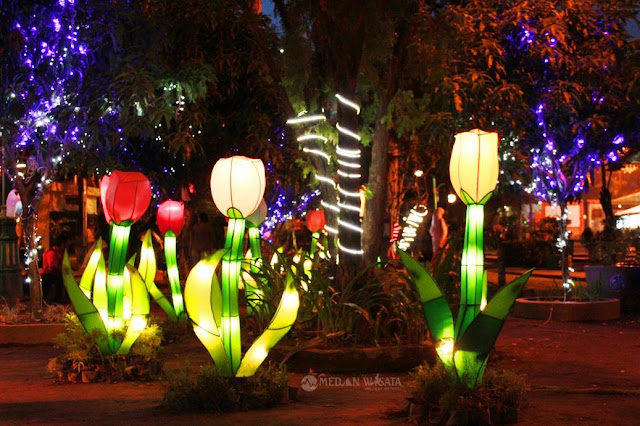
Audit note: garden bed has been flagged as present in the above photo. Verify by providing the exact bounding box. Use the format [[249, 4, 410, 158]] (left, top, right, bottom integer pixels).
[[0, 323, 65, 345], [270, 342, 436, 373], [513, 297, 620, 321]]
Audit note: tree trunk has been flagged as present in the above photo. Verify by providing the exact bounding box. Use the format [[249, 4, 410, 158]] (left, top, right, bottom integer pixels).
[[387, 144, 404, 227], [362, 111, 390, 264], [23, 215, 43, 319], [600, 165, 615, 234], [558, 203, 571, 301]]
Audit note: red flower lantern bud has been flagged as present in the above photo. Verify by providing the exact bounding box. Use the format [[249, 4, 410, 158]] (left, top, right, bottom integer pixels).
[[157, 200, 185, 236], [306, 209, 326, 232], [99, 175, 112, 224], [101, 170, 152, 225]]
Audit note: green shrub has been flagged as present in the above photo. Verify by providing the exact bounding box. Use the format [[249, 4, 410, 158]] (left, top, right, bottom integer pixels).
[[48, 313, 163, 383], [247, 248, 426, 347], [161, 363, 289, 412], [409, 362, 526, 424]]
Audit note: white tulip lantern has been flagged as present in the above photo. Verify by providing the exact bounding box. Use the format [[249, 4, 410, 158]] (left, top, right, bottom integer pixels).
[[210, 156, 266, 218], [449, 129, 499, 205]]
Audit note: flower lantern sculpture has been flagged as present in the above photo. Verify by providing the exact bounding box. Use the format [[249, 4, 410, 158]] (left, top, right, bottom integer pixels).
[[62, 171, 152, 355], [185, 156, 300, 377], [306, 209, 326, 256], [400, 129, 532, 388], [157, 200, 186, 319]]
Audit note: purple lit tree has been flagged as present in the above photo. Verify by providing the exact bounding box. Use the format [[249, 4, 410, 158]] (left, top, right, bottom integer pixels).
[[499, 0, 639, 297], [0, 0, 92, 316]]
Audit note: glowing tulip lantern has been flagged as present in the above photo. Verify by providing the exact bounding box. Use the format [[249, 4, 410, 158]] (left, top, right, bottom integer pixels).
[[399, 129, 532, 388], [61, 171, 152, 355], [185, 156, 300, 377], [306, 209, 325, 256], [157, 200, 186, 319]]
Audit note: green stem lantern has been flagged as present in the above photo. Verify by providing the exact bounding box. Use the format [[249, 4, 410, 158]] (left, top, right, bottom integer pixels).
[[101, 171, 152, 351], [400, 129, 533, 388], [157, 200, 186, 319]]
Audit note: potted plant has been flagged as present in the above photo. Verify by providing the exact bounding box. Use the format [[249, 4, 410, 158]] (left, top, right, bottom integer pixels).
[[583, 228, 640, 313]]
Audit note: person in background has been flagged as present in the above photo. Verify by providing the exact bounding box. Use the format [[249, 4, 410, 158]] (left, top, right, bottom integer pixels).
[[429, 207, 448, 263], [40, 237, 65, 304]]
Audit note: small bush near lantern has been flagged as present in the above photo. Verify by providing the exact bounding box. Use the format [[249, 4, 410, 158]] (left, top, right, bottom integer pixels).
[[160, 363, 289, 413], [47, 313, 163, 383], [409, 362, 526, 424]]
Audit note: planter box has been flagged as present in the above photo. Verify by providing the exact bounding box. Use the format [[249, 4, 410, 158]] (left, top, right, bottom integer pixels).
[[513, 297, 620, 321], [584, 265, 640, 313], [0, 323, 65, 345]]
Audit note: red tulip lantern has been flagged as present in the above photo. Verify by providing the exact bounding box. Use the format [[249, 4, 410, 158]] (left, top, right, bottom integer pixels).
[[306, 209, 326, 233], [101, 171, 152, 225], [99, 175, 112, 224], [157, 200, 185, 237]]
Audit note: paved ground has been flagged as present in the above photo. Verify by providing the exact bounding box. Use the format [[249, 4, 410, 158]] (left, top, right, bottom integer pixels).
[[1, 314, 639, 425]]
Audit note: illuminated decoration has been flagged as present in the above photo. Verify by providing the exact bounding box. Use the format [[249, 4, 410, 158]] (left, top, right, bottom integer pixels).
[[99, 171, 152, 351], [397, 205, 429, 252], [246, 199, 268, 312], [335, 94, 363, 255], [185, 158, 300, 377], [287, 112, 339, 230], [156, 200, 186, 320], [447, 194, 457, 204], [449, 130, 498, 338], [210, 156, 266, 373], [399, 129, 532, 388], [260, 187, 321, 239], [6, 190, 22, 218], [2, 1, 93, 307], [210, 157, 265, 218], [306, 209, 326, 255], [504, 17, 632, 300], [616, 205, 640, 229]]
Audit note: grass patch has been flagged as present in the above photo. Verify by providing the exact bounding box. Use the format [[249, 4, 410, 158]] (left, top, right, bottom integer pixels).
[[161, 363, 289, 412], [410, 362, 526, 424], [47, 314, 163, 383]]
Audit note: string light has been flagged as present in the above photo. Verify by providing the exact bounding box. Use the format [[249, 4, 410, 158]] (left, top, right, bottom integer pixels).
[[286, 115, 327, 125], [334, 94, 363, 256], [397, 205, 428, 251]]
